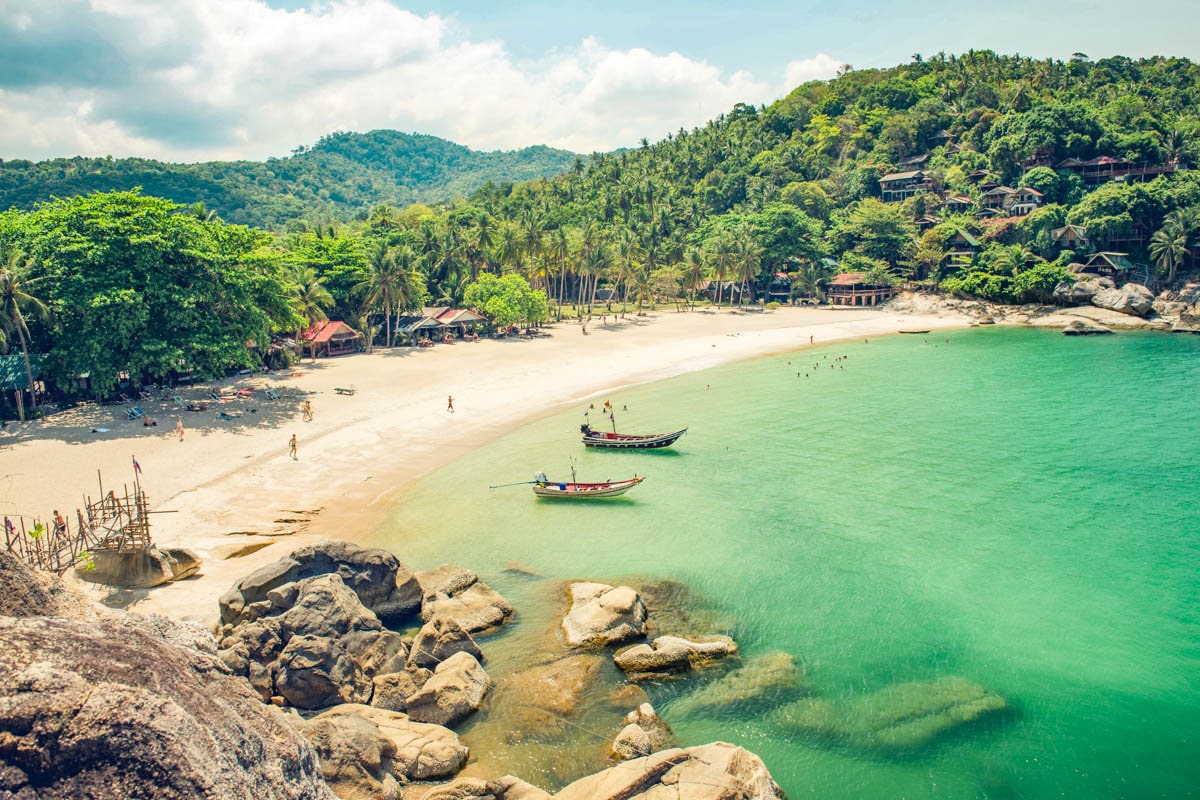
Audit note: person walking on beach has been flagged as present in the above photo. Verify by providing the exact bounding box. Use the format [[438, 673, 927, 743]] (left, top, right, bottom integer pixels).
[[302, 400, 313, 421], [447, 395, 454, 413], [176, 416, 185, 442], [289, 434, 297, 459]]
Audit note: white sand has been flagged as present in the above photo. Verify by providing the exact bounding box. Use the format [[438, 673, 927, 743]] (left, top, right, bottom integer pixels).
[[0, 306, 969, 623]]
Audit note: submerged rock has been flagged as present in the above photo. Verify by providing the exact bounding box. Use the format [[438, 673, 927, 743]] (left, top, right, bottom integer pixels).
[[554, 742, 785, 800], [774, 675, 1007, 751], [0, 614, 333, 800], [493, 653, 604, 740], [220, 540, 422, 627], [561, 582, 648, 647], [671, 651, 801, 716], [1062, 319, 1113, 336], [613, 634, 738, 679], [610, 703, 675, 760]]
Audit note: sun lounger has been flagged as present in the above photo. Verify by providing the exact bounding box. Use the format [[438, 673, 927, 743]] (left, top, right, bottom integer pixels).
[[126, 407, 144, 420], [335, 386, 356, 396], [265, 388, 280, 400]]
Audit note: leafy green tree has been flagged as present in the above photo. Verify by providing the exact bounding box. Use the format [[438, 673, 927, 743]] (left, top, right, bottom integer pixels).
[[462, 273, 549, 328], [0, 249, 48, 418]]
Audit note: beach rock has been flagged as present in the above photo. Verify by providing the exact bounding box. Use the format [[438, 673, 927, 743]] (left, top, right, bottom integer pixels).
[[495, 654, 603, 740], [561, 582, 648, 647], [614, 635, 738, 678], [0, 613, 333, 800], [297, 707, 402, 800], [405, 651, 493, 727], [220, 573, 408, 708], [408, 615, 484, 669], [220, 540, 422, 626], [489, 776, 552, 800], [298, 704, 468, 787], [554, 742, 785, 800], [417, 564, 515, 634], [1053, 277, 1113, 305], [611, 703, 675, 760], [76, 545, 200, 588], [1061, 319, 1113, 336], [419, 778, 492, 800], [0, 549, 103, 621], [1091, 283, 1155, 317], [671, 651, 801, 717], [370, 666, 431, 712], [773, 675, 1007, 751]]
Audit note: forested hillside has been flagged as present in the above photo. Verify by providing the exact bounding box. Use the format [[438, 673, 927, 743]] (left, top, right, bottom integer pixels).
[[0, 130, 579, 229], [4, 51, 1200, 404]]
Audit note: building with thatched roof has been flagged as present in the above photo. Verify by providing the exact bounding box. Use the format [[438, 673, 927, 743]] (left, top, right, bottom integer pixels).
[[827, 273, 896, 306]]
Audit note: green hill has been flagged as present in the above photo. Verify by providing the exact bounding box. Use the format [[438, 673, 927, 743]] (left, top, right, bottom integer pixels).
[[0, 130, 580, 229]]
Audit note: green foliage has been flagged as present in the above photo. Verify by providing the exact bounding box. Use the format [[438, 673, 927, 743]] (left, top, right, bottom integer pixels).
[[462, 273, 549, 327]]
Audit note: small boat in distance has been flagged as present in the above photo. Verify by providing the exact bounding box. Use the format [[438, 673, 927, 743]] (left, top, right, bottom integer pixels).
[[898, 329, 931, 334], [532, 470, 644, 499], [581, 423, 687, 449]]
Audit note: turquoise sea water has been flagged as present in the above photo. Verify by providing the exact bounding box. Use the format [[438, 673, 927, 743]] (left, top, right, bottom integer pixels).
[[370, 327, 1200, 799]]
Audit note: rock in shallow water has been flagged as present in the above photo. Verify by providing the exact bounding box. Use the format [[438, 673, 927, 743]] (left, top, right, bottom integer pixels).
[[773, 675, 1007, 751], [670, 650, 801, 716], [561, 582, 647, 647]]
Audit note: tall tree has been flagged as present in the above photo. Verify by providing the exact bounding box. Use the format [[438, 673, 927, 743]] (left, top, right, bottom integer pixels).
[[0, 249, 48, 419], [1149, 221, 1188, 285]]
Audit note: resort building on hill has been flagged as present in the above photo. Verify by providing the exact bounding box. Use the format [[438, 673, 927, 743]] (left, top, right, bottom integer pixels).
[[1056, 156, 1184, 190], [1071, 252, 1143, 282], [827, 273, 897, 306], [879, 170, 936, 202], [946, 229, 981, 261], [299, 320, 362, 357], [1051, 225, 1092, 251], [942, 195, 975, 214], [982, 186, 1015, 211], [1005, 187, 1044, 216]]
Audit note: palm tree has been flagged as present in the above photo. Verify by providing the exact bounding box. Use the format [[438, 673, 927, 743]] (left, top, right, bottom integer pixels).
[[355, 242, 401, 348], [289, 265, 334, 360], [1149, 222, 1188, 285], [0, 250, 48, 420], [546, 228, 570, 319], [683, 248, 706, 309], [733, 234, 763, 307], [995, 244, 1037, 277], [708, 235, 738, 307]]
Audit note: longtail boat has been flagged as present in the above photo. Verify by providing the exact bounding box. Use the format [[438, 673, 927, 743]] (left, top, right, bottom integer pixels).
[[531, 471, 644, 499], [580, 423, 687, 450]]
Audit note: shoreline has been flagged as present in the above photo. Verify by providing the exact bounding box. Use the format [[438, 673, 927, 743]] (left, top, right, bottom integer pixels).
[[0, 305, 972, 623]]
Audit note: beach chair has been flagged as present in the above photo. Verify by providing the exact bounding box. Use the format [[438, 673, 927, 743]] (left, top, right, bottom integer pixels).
[[126, 407, 144, 420], [265, 388, 280, 401], [335, 385, 357, 396], [171, 395, 184, 408], [118, 393, 132, 404], [138, 390, 153, 401]]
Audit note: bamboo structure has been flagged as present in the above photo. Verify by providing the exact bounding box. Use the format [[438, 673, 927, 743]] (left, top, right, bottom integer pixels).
[[2, 470, 153, 574]]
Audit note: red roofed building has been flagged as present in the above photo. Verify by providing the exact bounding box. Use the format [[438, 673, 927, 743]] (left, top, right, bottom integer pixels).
[[827, 273, 896, 307], [300, 320, 362, 357]]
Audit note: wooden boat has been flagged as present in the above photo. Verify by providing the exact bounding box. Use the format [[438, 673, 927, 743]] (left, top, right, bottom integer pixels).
[[898, 329, 931, 334], [532, 474, 644, 498], [580, 424, 687, 449]]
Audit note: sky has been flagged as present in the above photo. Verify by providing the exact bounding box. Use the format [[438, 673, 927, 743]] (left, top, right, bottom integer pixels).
[[1, 0, 1197, 163]]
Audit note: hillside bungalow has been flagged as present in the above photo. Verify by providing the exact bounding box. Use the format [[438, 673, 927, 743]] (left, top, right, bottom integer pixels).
[[982, 186, 1015, 211], [1057, 155, 1183, 190], [897, 153, 930, 168], [966, 170, 992, 184], [942, 195, 975, 214], [827, 273, 896, 306], [1072, 252, 1139, 281], [1050, 225, 1091, 251], [301, 320, 362, 357], [914, 216, 942, 231], [879, 170, 935, 203], [946, 228, 981, 260], [1005, 187, 1044, 216]]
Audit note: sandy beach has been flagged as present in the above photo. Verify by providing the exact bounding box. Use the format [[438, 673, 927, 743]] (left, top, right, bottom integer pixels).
[[0, 305, 969, 624]]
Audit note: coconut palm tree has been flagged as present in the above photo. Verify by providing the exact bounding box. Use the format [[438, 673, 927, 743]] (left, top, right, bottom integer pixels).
[[1149, 222, 1188, 285], [0, 249, 49, 419], [683, 248, 706, 309], [996, 244, 1037, 277], [733, 234, 763, 307], [289, 265, 334, 360], [708, 234, 739, 307], [355, 242, 401, 348]]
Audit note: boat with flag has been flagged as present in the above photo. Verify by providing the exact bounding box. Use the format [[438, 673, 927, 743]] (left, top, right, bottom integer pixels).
[[580, 423, 687, 449], [531, 471, 644, 498]]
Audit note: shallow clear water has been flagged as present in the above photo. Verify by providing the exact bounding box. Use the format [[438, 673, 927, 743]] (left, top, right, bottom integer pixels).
[[370, 327, 1200, 798]]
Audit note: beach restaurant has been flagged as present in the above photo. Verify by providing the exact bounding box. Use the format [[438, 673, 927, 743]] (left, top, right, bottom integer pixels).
[[299, 320, 363, 357], [395, 307, 490, 344], [826, 273, 897, 306]]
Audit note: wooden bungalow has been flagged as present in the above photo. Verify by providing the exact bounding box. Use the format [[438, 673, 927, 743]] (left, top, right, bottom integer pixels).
[[1005, 187, 1044, 216], [0, 354, 45, 421], [942, 195, 975, 214], [1050, 225, 1091, 251], [827, 273, 896, 307], [897, 153, 930, 168], [982, 186, 1015, 211], [946, 228, 980, 260], [878, 170, 935, 203], [1072, 252, 1139, 282], [428, 307, 489, 337], [966, 170, 992, 184], [914, 216, 942, 231], [301, 320, 362, 357]]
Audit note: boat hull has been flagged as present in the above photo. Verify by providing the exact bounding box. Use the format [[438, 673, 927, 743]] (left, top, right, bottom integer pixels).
[[581, 427, 687, 449], [532, 476, 644, 498]]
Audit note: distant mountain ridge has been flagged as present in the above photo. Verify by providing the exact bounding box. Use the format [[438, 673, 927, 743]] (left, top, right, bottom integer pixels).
[[0, 130, 581, 229]]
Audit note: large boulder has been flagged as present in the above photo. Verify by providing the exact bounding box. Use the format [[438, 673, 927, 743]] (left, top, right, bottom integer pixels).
[[493, 654, 604, 740], [0, 614, 334, 800], [554, 742, 785, 800], [773, 675, 1007, 751], [417, 564, 514, 634], [408, 615, 484, 669], [298, 704, 468, 786], [1061, 319, 1113, 336], [1091, 283, 1155, 317], [218, 573, 408, 708], [671, 651, 801, 717], [220, 540, 422, 627], [0, 549, 103, 621], [76, 546, 200, 588], [1053, 276, 1113, 306], [561, 582, 647, 647], [370, 666, 432, 713], [421, 777, 549, 800], [296, 707, 402, 800], [611, 703, 675, 760], [405, 651, 493, 727], [613, 635, 738, 679]]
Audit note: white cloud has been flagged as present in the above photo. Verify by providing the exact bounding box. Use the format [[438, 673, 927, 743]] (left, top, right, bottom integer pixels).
[[784, 54, 841, 88], [0, 0, 837, 161]]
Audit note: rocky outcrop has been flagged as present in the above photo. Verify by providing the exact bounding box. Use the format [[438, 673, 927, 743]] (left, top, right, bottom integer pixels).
[[297, 703, 468, 798], [611, 703, 675, 760], [614, 634, 737, 678], [370, 666, 432, 712], [0, 613, 334, 800], [1062, 319, 1113, 336], [0, 549, 103, 621], [561, 582, 647, 647], [76, 545, 200, 588], [218, 573, 408, 708], [408, 615, 483, 669], [1092, 283, 1155, 317], [1053, 276, 1113, 306], [671, 651, 802, 717], [773, 675, 1007, 751], [554, 742, 785, 800], [416, 777, 549, 800], [405, 651, 493, 727], [493, 654, 604, 740], [220, 540, 422, 627], [417, 564, 515, 634]]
